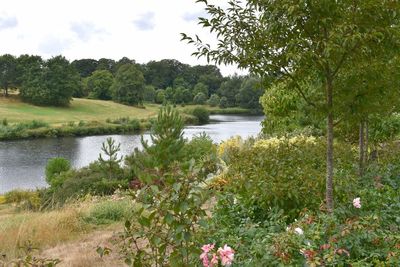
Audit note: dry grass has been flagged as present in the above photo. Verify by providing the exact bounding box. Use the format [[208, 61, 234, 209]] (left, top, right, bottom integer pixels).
[[0, 206, 88, 259], [40, 227, 124, 267]]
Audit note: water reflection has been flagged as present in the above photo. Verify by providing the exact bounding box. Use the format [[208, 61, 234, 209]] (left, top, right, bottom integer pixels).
[[0, 115, 263, 193]]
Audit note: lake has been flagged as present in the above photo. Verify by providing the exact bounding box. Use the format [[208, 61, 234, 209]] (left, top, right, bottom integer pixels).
[[0, 115, 263, 193]]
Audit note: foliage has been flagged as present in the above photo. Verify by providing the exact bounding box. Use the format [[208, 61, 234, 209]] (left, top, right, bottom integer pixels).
[[143, 85, 156, 102], [98, 137, 123, 180], [86, 70, 114, 100], [4, 190, 42, 211], [219, 136, 357, 221], [45, 157, 71, 187], [236, 76, 264, 111], [20, 56, 81, 106], [191, 106, 210, 124], [155, 89, 166, 104], [219, 96, 228, 109], [207, 94, 220, 107], [141, 106, 185, 170], [193, 92, 207, 105], [183, 0, 400, 212], [45, 162, 128, 205], [0, 54, 17, 96], [120, 161, 211, 266], [112, 64, 145, 106]]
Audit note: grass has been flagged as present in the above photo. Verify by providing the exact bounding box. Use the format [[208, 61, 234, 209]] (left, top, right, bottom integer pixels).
[[0, 96, 160, 126], [0, 196, 131, 260]]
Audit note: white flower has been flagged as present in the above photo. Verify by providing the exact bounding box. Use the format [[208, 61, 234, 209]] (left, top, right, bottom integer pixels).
[[294, 227, 304, 235], [353, 197, 361, 209]]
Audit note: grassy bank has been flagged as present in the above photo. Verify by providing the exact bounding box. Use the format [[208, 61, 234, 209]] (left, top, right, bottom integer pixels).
[[0, 196, 130, 264], [0, 97, 255, 141]]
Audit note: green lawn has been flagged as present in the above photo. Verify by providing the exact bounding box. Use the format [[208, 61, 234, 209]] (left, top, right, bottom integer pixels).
[[0, 97, 160, 125]]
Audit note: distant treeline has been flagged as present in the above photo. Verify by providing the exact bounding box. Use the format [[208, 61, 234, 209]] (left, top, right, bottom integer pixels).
[[0, 55, 265, 111]]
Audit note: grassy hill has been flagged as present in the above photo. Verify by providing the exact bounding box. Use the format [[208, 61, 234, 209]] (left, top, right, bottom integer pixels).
[[0, 97, 160, 126]]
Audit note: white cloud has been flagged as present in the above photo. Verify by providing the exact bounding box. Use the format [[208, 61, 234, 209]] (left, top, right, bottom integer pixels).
[[0, 0, 247, 76]]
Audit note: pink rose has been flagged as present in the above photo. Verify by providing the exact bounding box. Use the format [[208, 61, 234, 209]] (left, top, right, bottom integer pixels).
[[218, 244, 235, 266]]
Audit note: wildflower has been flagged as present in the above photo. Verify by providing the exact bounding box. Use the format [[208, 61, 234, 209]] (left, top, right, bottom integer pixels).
[[353, 197, 361, 208], [218, 244, 235, 266], [294, 227, 304, 235]]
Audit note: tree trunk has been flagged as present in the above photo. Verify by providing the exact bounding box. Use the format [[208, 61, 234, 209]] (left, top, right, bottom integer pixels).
[[365, 120, 369, 163], [326, 80, 334, 213], [359, 120, 365, 177]]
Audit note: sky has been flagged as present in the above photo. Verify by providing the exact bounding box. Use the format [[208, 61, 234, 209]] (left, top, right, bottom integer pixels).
[[0, 0, 246, 76]]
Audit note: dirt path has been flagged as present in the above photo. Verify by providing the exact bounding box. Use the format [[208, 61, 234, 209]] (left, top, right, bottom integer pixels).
[[40, 227, 125, 267]]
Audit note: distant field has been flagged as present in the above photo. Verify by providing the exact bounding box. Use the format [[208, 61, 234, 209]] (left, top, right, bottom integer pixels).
[[0, 97, 160, 125]]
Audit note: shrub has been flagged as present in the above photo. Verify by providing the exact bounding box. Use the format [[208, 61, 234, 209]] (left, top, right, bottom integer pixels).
[[2, 118, 8, 126], [192, 107, 210, 124], [84, 199, 132, 225], [4, 190, 42, 211], [45, 157, 71, 187], [221, 135, 358, 221]]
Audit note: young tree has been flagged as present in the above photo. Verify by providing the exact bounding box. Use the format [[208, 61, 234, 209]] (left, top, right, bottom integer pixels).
[[112, 64, 145, 106], [98, 137, 123, 180], [183, 0, 400, 211], [141, 106, 185, 170]]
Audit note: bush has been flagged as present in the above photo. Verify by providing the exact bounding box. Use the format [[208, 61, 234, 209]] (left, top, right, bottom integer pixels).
[[84, 199, 132, 225], [46, 162, 128, 205], [192, 107, 210, 124], [45, 157, 71, 187], [220, 135, 357, 221], [4, 190, 42, 211]]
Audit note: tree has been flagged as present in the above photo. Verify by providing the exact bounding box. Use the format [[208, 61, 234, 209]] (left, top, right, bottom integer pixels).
[[155, 89, 166, 104], [143, 85, 156, 103], [143, 59, 187, 89], [96, 58, 116, 73], [71, 59, 98, 78], [87, 70, 114, 100], [112, 64, 145, 106], [207, 94, 220, 107], [16, 55, 43, 87], [45, 157, 71, 187], [21, 56, 80, 106], [183, 0, 400, 211], [141, 106, 185, 170], [99, 137, 123, 180], [236, 76, 264, 111], [217, 75, 243, 107], [0, 54, 17, 96], [193, 82, 208, 97], [193, 92, 207, 105]]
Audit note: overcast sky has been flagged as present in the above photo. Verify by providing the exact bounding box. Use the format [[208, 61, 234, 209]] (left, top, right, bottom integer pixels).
[[0, 0, 246, 76]]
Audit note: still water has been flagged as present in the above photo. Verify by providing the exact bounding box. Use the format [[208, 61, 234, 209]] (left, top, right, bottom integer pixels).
[[0, 115, 263, 193]]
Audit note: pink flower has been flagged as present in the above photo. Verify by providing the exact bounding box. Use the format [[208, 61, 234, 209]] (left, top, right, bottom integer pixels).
[[353, 197, 361, 208], [218, 244, 235, 266], [210, 254, 218, 267], [200, 244, 215, 267]]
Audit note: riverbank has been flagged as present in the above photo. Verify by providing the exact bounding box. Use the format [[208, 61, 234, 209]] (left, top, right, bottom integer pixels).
[[0, 97, 255, 141]]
